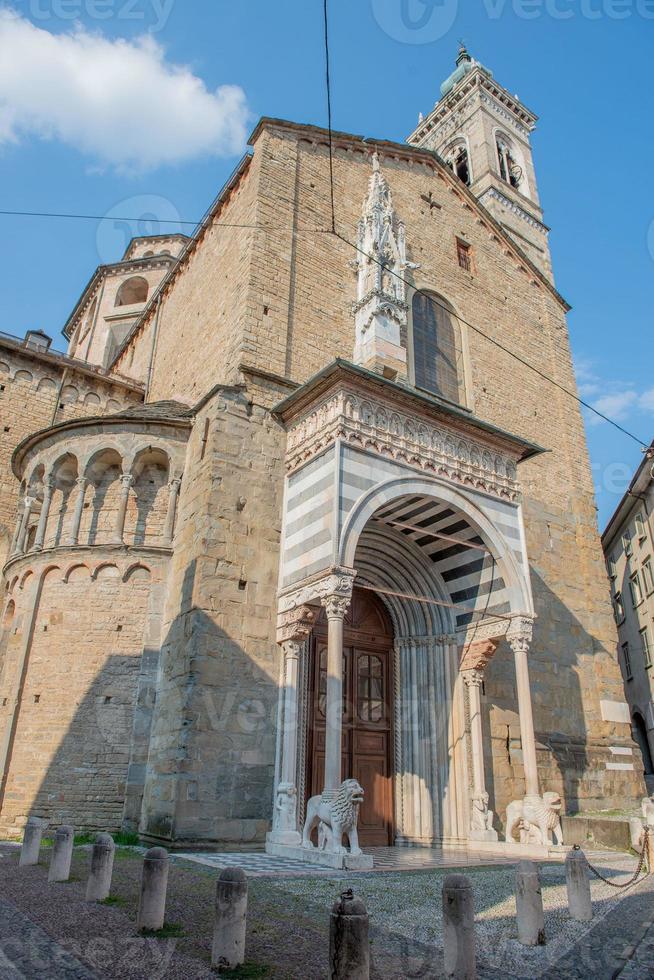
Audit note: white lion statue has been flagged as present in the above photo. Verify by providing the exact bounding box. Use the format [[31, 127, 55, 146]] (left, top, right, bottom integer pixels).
[[302, 779, 365, 856], [505, 792, 564, 846]]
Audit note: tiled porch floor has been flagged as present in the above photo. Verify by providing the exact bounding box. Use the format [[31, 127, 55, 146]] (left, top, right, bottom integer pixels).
[[173, 844, 559, 877]]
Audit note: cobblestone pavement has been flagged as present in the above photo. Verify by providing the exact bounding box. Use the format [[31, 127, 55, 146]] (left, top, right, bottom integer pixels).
[[1, 842, 654, 978], [0, 897, 97, 979]]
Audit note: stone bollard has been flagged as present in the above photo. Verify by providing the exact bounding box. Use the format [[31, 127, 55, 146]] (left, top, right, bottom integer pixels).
[[85, 833, 116, 902], [565, 847, 592, 922], [515, 861, 545, 946], [329, 888, 370, 980], [137, 847, 169, 932], [48, 825, 75, 883], [212, 867, 248, 971], [19, 817, 49, 867], [442, 874, 476, 980]]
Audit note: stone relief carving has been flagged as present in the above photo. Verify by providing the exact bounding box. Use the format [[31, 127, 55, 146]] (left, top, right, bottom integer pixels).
[[285, 388, 521, 502], [272, 782, 298, 835], [470, 791, 495, 835]]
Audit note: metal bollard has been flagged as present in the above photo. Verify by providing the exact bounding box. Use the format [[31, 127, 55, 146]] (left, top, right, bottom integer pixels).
[[565, 846, 592, 922], [515, 861, 545, 946], [329, 888, 370, 980], [442, 874, 476, 980], [137, 847, 169, 932], [19, 817, 48, 867], [212, 867, 248, 971], [48, 825, 75, 883], [85, 833, 116, 902]]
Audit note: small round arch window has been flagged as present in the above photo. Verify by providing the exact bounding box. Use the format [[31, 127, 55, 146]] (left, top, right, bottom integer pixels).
[[115, 276, 149, 307]]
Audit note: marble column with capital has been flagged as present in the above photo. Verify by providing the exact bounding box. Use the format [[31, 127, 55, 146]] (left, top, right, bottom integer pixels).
[[113, 474, 134, 545], [33, 479, 54, 552], [16, 497, 36, 555], [322, 591, 352, 795], [463, 669, 498, 841], [507, 618, 540, 800], [267, 639, 303, 845], [67, 478, 88, 546], [163, 478, 181, 547]]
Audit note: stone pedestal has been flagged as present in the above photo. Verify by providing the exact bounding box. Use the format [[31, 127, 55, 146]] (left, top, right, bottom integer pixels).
[[265, 841, 373, 870]]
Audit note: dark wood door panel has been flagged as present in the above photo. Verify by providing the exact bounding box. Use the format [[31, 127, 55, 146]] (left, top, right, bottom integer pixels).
[[306, 587, 394, 846]]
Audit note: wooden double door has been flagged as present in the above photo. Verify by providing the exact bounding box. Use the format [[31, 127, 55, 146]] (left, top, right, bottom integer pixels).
[[306, 588, 394, 846]]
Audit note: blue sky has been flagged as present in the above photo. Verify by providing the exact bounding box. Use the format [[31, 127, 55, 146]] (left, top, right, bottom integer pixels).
[[0, 0, 651, 527]]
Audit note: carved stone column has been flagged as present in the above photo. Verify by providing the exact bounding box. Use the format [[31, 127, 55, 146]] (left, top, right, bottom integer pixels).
[[322, 592, 351, 793], [113, 474, 134, 545], [34, 479, 54, 552], [268, 640, 303, 845], [16, 497, 35, 555], [11, 497, 28, 555], [463, 669, 498, 842], [67, 478, 88, 546], [507, 618, 540, 800], [163, 478, 181, 547]]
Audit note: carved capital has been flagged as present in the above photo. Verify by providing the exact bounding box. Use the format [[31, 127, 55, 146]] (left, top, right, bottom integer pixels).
[[276, 604, 318, 645], [507, 616, 534, 654], [168, 478, 182, 495], [462, 669, 484, 689], [120, 474, 134, 491], [282, 639, 302, 661], [322, 593, 351, 620]]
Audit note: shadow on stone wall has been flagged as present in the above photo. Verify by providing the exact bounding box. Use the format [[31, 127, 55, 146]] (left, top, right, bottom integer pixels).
[[484, 567, 645, 828]]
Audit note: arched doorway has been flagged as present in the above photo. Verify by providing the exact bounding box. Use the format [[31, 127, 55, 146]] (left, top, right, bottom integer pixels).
[[306, 588, 394, 845]]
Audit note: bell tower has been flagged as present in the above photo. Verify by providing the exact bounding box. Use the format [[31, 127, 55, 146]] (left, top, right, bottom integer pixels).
[[408, 45, 552, 279]]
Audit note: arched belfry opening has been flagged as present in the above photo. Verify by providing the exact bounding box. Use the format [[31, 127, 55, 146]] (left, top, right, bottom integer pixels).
[[269, 359, 544, 868]]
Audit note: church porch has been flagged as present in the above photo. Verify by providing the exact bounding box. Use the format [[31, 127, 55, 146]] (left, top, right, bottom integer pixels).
[[266, 359, 559, 868]]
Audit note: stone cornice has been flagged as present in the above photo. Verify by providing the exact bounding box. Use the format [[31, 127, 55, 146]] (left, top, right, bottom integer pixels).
[[478, 187, 548, 235]]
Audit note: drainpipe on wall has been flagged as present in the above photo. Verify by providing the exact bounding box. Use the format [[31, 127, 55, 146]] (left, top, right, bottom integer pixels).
[[145, 295, 163, 403]]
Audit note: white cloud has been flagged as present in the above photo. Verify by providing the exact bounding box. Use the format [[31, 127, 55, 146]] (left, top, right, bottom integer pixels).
[[589, 390, 638, 424], [0, 10, 250, 171], [640, 389, 654, 412]]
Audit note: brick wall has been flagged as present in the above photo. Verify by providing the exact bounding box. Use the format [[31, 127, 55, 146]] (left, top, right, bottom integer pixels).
[[0, 559, 153, 834]]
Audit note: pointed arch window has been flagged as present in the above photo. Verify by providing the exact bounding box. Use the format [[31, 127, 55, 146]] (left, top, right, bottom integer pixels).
[[411, 291, 463, 405]]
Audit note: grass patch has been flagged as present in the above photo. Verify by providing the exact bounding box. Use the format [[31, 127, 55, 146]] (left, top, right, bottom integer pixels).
[[139, 922, 186, 939], [100, 895, 128, 908], [113, 831, 141, 847]]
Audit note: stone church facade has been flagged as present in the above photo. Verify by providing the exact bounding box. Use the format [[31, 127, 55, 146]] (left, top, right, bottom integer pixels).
[[0, 49, 644, 852]]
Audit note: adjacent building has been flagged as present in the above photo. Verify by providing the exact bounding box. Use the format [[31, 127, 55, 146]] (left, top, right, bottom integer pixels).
[[602, 445, 654, 793]]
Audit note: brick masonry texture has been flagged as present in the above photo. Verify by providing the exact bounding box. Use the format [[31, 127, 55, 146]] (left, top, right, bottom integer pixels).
[[0, 114, 644, 844]]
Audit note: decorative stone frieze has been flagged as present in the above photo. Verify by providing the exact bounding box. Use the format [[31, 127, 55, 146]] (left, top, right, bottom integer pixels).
[[284, 386, 521, 501], [278, 567, 357, 616]]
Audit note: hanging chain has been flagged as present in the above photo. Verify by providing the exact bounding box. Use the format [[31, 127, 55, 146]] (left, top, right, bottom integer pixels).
[[584, 827, 650, 889]]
